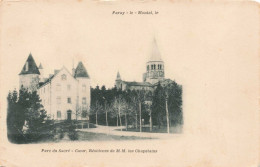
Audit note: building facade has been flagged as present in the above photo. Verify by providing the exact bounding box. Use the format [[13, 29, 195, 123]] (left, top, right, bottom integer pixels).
[[19, 54, 91, 121]]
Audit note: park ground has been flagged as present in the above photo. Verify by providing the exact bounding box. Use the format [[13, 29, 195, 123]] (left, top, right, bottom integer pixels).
[[30, 121, 182, 143]]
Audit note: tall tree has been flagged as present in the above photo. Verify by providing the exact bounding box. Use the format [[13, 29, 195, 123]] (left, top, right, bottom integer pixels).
[[151, 83, 166, 129], [90, 101, 103, 125], [112, 95, 127, 131]]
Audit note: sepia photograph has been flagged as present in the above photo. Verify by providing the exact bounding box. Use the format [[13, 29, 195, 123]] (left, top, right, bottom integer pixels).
[[7, 38, 183, 144], [0, 0, 259, 167]]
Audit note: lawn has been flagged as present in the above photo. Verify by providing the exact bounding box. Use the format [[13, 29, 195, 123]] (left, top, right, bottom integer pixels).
[[77, 131, 152, 141]]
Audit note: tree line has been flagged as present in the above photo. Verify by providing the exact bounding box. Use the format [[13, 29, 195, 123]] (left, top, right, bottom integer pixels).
[[89, 81, 183, 132], [6, 81, 183, 143]]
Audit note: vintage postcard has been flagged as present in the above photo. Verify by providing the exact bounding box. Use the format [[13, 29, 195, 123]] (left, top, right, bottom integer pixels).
[[0, 0, 259, 167]]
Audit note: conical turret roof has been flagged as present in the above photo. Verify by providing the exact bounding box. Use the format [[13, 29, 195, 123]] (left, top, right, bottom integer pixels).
[[74, 61, 90, 78], [19, 53, 40, 75], [149, 38, 162, 62], [39, 63, 43, 69], [116, 71, 121, 80]]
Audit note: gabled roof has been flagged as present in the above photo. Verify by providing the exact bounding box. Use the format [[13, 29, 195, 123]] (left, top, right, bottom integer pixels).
[[148, 38, 163, 62], [19, 53, 40, 75], [39, 67, 74, 88], [74, 61, 90, 78]]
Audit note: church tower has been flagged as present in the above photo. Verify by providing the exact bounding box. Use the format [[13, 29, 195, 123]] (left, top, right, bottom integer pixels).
[[115, 71, 122, 90], [19, 53, 40, 92], [143, 38, 165, 84]]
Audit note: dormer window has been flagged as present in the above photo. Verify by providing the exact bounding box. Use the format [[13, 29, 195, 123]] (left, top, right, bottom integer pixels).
[[61, 74, 67, 80]]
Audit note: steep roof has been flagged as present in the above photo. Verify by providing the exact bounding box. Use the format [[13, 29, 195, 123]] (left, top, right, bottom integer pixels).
[[19, 53, 40, 75], [39, 67, 72, 88], [38, 63, 43, 69], [74, 61, 90, 78], [148, 38, 163, 62], [116, 71, 121, 80]]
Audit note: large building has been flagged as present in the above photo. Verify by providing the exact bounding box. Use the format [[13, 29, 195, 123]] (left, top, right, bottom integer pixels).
[[19, 54, 91, 121], [115, 39, 174, 91]]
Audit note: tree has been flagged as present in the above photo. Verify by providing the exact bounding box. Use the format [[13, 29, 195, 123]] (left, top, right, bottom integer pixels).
[[129, 95, 139, 129], [23, 91, 49, 141], [7, 89, 25, 143], [151, 83, 166, 129], [112, 95, 127, 131], [164, 82, 183, 127], [7, 87, 51, 143], [90, 101, 103, 125]]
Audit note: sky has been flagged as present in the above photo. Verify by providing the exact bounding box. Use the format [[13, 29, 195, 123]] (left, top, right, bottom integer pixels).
[[0, 1, 188, 91]]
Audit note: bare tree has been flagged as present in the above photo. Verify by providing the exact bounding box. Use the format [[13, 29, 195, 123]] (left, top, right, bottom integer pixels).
[[130, 96, 138, 129], [136, 90, 146, 132], [90, 101, 103, 125], [112, 96, 127, 131]]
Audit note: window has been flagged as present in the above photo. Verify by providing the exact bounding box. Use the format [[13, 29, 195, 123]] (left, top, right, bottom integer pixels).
[[67, 85, 71, 91], [57, 97, 61, 104], [147, 65, 149, 71], [158, 64, 160, 69], [57, 111, 61, 118], [56, 84, 61, 91], [82, 85, 86, 92], [67, 97, 71, 104], [82, 97, 86, 104], [61, 74, 67, 80]]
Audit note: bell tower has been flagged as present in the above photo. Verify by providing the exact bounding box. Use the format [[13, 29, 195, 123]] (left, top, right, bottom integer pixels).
[[143, 38, 165, 84], [115, 71, 122, 90]]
